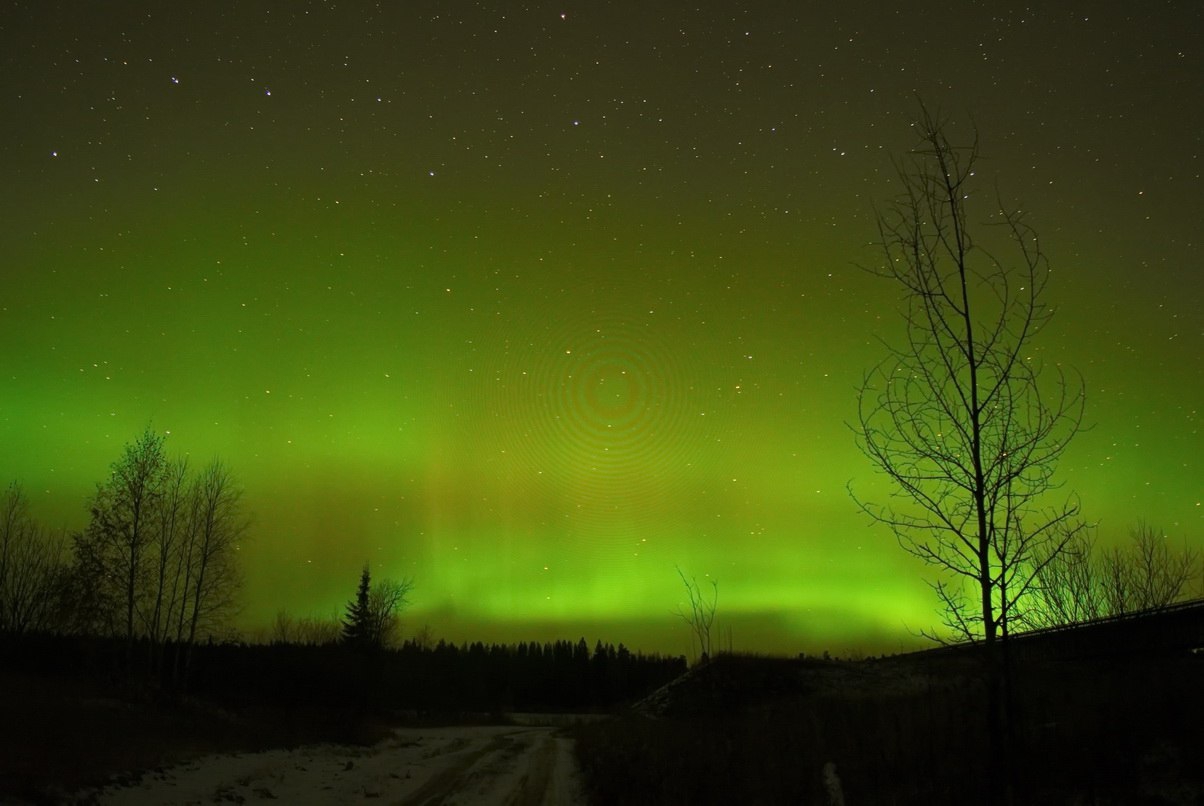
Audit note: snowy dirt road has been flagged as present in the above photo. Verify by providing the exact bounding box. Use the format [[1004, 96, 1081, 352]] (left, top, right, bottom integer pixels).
[[87, 724, 586, 805]]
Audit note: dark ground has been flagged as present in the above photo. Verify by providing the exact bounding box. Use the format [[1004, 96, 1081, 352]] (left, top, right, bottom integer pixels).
[[0, 668, 397, 805], [575, 650, 1204, 805], [3, 644, 1201, 805]]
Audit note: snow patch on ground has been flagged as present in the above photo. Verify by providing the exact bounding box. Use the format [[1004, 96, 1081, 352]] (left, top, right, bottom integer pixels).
[[84, 724, 586, 805]]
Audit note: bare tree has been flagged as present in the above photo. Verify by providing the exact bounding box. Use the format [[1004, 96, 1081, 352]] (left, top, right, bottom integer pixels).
[[65, 525, 123, 637], [1028, 522, 1200, 627], [144, 457, 190, 647], [852, 105, 1086, 645], [156, 458, 246, 686], [4, 531, 67, 634], [296, 612, 343, 646], [270, 610, 347, 645], [0, 481, 23, 614], [78, 428, 168, 646], [271, 609, 296, 644], [1111, 522, 1200, 612], [1024, 526, 1104, 628], [0, 483, 68, 634], [179, 459, 245, 646], [852, 105, 1087, 802], [368, 576, 414, 649], [675, 566, 718, 663], [0, 481, 31, 630]]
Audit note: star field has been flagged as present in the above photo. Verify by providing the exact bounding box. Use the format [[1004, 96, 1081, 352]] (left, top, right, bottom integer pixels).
[[1, 1, 1201, 654]]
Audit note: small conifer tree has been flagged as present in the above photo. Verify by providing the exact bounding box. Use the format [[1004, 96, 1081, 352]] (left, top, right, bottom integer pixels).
[[342, 563, 374, 648]]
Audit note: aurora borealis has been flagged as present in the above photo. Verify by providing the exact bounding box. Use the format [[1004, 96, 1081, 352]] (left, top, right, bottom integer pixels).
[[2, 2, 1200, 655]]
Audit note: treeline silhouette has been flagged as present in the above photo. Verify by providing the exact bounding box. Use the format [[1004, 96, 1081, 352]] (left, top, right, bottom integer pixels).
[[2, 631, 686, 713], [206, 637, 686, 712], [4, 428, 689, 716]]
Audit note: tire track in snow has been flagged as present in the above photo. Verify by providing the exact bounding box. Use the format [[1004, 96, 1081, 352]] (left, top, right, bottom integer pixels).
[[85, 724, 584, 805]]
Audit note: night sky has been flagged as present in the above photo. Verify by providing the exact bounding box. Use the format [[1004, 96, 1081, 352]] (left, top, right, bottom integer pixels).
[[2, 2, 1200, 655]]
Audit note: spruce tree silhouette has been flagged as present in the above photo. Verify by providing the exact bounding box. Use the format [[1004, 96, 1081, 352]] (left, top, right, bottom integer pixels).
[[342, 563, 374, 649]]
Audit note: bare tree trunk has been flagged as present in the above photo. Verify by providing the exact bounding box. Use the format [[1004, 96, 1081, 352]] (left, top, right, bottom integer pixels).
[[179, 460, 245, 688], [148, 458, 189, 673]]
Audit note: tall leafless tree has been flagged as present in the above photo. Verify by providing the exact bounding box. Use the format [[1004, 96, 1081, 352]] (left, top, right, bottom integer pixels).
[[157, 458, 247, 686], [675, 566, 718, 663], [79, 428, 168, 647], [852, 105, 1086, 646], [179, 459, 245, 646], [368, 576, 414, 649], [145, 457, 190, 648], [852, 105, 1086, 802]]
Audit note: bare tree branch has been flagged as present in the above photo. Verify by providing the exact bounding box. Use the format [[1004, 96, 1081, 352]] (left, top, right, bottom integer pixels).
[[675, 566, 718, 663]]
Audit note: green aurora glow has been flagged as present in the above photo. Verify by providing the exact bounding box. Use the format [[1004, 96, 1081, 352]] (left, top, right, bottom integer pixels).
[[1, 2, 1200, 654]]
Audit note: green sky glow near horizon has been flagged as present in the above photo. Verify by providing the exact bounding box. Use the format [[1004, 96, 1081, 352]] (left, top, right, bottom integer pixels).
[[2, 2, 1201, 655]]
